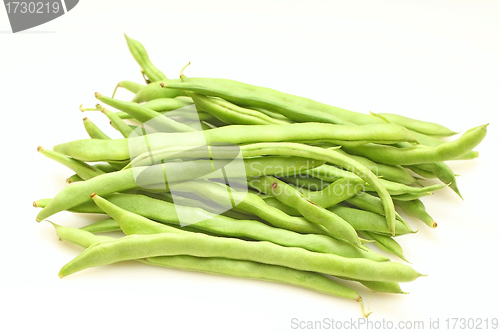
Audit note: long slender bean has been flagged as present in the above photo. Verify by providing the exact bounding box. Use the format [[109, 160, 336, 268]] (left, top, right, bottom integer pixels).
[[112, 81, 145, 98], [160, 77, 386, 125], [51, 222, 369, 316], [36, 156, 322, 221], [96, 93, 195, 133], [58, 231, 423, 282], [53, 122, 419, 163], [343, 124, 487, 165], [358, 231, 409, 262], [189, 92, 289, 125], [377, 113, 457, 137], [394, 199, 436, 228], [124, 35, 167, 82]]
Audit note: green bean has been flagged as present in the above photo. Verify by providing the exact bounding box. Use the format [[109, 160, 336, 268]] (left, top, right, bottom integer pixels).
[[305, 164, 359, 181], [349, 279, 407, 294], [51, 223, 369, 316], [97, 106, 134, 138], [66, 174, 83, 184], [145, 97, 194, 110], [37, 146, 104, 180], [367, 182, 447, 196], [81, 116, 128, 170], [132, 81, 185, 103], [33, 198, 51, 208], [124, 35, 167, 82], [116, 98, 194, 119], [453, 150, 479, 160], [58, 231, 423, 282], [243, 106, 293, 122], [343, 124, 487, 165], [163, 109, 214, 122], [111, 81, 145, 98], [390, 192, 434, 201], [95, 93, 195, 133], [336, 149, 419, 185], [81, 218, 214, 236], [54, 122, 418, 163], [80, 218, 122, 233], [249, 176, 362, 246], [308, 165, 447, 195], [345, 192, 392, 217], [394, 199, 436, 228], [189, 92, 289, 125], [410, 162, 462, 199], [328, 206, 415, 236], [358, 231, 409, 262], [377, 113, 457, 137], [91, 194, 179, 235], [160, 78, 385, 126], [82, 117, 111, 140], [407, 130, 446, 147], [405, 165, 436, 179], [35, 156, 321, 221]]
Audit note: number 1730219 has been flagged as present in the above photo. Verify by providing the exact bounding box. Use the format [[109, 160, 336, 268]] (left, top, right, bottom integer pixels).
[[5, 2, 60, 14]]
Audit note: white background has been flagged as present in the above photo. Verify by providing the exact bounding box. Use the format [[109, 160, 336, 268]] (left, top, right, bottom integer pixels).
[[1, 1, 499, 332]]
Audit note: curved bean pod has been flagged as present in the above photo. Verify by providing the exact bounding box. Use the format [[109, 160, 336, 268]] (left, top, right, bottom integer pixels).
[[58, 231, 423, 282], [66, 174, 83, 184], [160, 77, 384, 126], [37, 147, 104, 180], [51, 223, 368, 316], [328, 206, 415, 236], [53, 122, 419, 162], [35, 156, 320, 221], [124, 35, 167, 82], [189, 92, 289, 126], [336, 149, 419, 185], [82, 117, 111, 140], [96, 93, 195, 133], [358, 231, 409, 262], [80, 218, 122, 233], [410, 162, 462, 199], [377, 113, 457, 137], [343, 124, 487, 165], [394, 199, 436, 228]]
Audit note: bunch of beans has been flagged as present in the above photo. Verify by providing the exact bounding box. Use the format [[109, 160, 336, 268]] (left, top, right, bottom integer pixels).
[[34, 35, 488, 317]]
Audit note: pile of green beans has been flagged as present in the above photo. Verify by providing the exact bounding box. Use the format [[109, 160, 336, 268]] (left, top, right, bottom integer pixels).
[[34, 35, 487, 317]]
